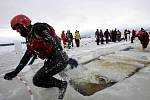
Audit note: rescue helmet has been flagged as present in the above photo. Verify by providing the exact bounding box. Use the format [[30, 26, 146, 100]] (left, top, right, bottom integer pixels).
[[10, 14, 31, 30]]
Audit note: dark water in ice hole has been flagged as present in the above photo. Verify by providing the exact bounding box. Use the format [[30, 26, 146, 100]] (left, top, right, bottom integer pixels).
[[69, 75, 116, 96]]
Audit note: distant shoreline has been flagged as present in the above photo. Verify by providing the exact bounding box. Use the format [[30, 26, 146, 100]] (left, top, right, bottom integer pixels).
[[0, 42, 26, 46]]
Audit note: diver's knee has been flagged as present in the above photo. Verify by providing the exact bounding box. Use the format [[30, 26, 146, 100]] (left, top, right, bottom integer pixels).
[[32, 76, 39, 86]]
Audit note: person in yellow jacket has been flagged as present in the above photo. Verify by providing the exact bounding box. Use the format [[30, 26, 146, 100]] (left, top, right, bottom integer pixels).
[[74, 30, 81, 47]]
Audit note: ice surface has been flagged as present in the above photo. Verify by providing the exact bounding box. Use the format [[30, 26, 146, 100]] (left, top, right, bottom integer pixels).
[[0, 36, 150, 100]]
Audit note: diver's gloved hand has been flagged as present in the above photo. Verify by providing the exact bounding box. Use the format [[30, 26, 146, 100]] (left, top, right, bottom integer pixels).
[[4, 71, 17, 80], [68, 58, 78, 69]]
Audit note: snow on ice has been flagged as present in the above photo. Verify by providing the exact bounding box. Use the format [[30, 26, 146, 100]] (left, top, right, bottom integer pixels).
[[0, 36, 150, 100]]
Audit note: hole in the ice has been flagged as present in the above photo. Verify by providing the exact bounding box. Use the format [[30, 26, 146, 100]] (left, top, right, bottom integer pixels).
[[67, 48, 150, 96], [69, 75, 116, 96]]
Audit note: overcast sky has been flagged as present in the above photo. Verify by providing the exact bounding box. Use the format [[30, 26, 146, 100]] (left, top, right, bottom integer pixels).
[[0, 0, 150, 35]]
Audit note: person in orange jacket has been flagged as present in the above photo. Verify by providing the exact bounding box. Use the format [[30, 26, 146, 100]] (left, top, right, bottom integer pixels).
[[135, 28, 149, 49], [61, 30, 67, 48]]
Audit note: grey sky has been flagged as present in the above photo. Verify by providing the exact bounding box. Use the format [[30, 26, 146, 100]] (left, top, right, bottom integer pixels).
[[0, 0, 150, 34]]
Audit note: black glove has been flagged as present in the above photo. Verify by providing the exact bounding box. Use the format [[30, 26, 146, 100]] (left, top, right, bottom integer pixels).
[[68, 58, 78, 69], [4, 71, 17, 80]]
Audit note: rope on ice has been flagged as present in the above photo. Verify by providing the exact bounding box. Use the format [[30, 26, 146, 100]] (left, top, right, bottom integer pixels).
[[16, 76, 34, 100]]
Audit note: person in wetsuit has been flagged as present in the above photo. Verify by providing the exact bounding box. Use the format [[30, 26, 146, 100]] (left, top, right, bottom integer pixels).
[[4, 14, 69, 99]]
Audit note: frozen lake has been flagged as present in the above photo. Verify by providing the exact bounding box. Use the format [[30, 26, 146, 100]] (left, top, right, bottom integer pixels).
[[1, 37, 150, 100]]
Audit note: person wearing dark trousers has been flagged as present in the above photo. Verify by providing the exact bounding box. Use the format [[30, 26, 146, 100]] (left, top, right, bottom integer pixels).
[[100, 29, 104, 44], [66, 30, 74, 49], [104, 29, 110, 44], [131, 29, 136, 43], [95, 29, 100, 45], [74, 30, 81, 47], [3, 14, 69, 99]]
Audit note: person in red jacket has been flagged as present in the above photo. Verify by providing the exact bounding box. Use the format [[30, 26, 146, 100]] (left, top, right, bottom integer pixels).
[[3, 14, 72, 99], [61, 30, 67, 48], [135, 28, 149, 49]]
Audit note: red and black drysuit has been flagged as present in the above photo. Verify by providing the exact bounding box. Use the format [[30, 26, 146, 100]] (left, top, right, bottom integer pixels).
[[5, 23, 69, 88]]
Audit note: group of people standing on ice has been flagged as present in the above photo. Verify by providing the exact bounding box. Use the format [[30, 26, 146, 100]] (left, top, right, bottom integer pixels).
[[95, 28, 122, 45], [60, 27, 149, 50], [61, 30, 81, 49], [95, 28, 149, 49]]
